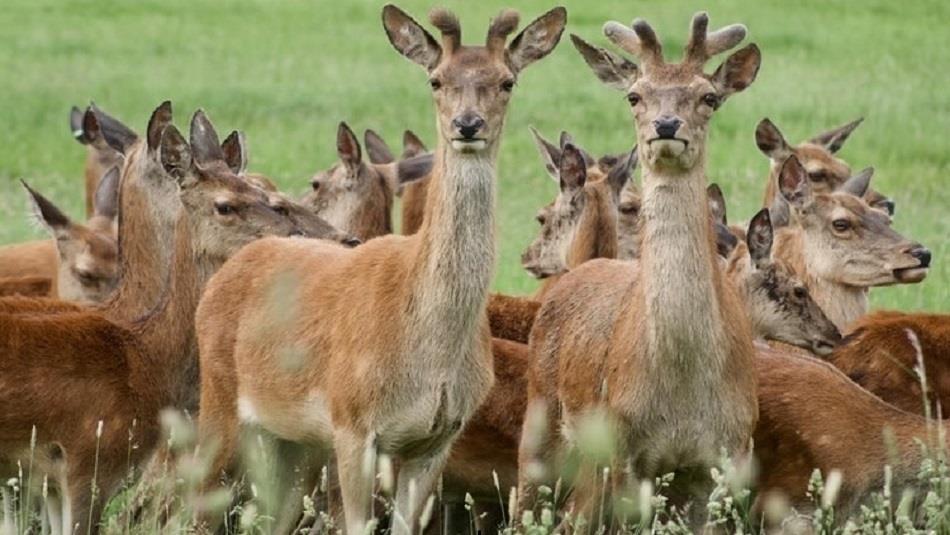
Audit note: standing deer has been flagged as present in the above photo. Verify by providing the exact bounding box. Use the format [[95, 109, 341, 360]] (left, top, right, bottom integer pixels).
[[755, 117, 894, 218], [519, 13, 761, 526], [299, 122, 433, 241], [0, 110, 308, 534], [194, 6, 566, 534], [70, 105, 125, 218], [770, 155, 930, 331]]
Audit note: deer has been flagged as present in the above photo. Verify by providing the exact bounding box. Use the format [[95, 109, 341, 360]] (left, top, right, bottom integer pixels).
[[193, 6, 566, 534], [398, 130, 432, 235], [70, 105, 125, 218], [0, 109, 313, 534], [516, 13, 762, 527], [770, 154, 931, 331], [755, 117, 894, 219], [299, 121, 434, 241]]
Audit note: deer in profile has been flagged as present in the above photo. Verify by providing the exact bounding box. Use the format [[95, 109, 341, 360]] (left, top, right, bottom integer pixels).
[[756, 117, 894, 218], [299, 122, 433, 241], [518, 13, 761, 526], [194, 6, 565, 534], [0, 109, 309, 534], [70, 105, 125, 217], [770, 155, 930, 331]]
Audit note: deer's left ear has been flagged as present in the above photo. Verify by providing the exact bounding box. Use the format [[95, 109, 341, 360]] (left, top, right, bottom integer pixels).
[[710, 43, 761, 101], [747, 208, 774, 270], [507, 7, 567, 73], [382, 4, 442, 71], [221, 131, 248, 175], [375, 152, 433, 193], [22, 181, 72, 239]]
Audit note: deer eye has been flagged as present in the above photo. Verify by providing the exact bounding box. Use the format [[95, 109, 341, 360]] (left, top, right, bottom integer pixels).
[[429, 78, 442, 91], [619, 202, 639, 215], [793, 286, 808, 299], [273, 205, 289, 216], [832, 219, 851, 232], [501, 79, 515, 92], [808, 171, 828, 182], [701, 93, 720, 108], [626, 93, 642, 106], [215, 202, 236, 215], [536, 213, 546, 225], [75, 270, 98, 286], [311, 181, 321, 191]]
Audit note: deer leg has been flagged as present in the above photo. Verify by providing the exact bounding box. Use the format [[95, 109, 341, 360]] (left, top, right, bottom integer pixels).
[[334, 429, 377, 535], [392, 446, 451, 535], [516, 397, 561, 519], [271, 440, 328, 535], [195, 374, 241, 531], [45, 487, 63, 535]]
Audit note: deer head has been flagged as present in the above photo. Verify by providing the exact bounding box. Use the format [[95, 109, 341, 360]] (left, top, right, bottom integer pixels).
[[726, 208, 841, 355], [573, 12, 759, 173], [22, 171, 120, 304], [71, 106, 125, 184], [382, 4, 566, 155], [160, 111, 305, 265], [300, 122, 432, 239], [756, 117, 895, 216], [776, 155, 930, 287]]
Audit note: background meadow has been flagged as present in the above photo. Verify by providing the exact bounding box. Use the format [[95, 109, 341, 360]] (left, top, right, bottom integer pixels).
[[1, 0, 947, 311]]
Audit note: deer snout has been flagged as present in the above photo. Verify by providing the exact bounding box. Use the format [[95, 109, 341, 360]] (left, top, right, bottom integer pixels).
[[909, 245, 932, 268], [452, 113, 485, 140], [653, 116, 682, 140]]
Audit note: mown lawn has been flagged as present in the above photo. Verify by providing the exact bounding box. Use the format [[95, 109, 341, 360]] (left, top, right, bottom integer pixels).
[[1, 0, 947, 311]]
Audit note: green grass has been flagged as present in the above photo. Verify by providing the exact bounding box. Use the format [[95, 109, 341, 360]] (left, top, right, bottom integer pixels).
[[0, 0, 947, 311]]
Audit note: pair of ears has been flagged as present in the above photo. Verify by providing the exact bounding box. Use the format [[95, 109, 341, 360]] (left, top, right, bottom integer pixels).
[[531, 127, 638, 197], [770, 155, 874, 226], [706, 183, 772, 269], [756, 117, 864, 158], [22, 166, 120, 238], [334, 122, 434, 191]]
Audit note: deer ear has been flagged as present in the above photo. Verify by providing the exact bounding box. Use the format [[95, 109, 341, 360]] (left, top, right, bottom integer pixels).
[[606, 147, 637, 197], [507, 7, 567, 73], [70, 106, 91, 144], [93, 167, 121, 220], [189, 110, 225, 168], [777, 155, 811, 208], [839, 167, 873, 198], [382, 4, 442, 71], [91, 104, 139, 154], [160, 125, 193, 183], [755, 118, 790, 159], [529, 127, 561, 181], [714, 223, 739, 259], [402, 130, 427, 158], [364, 129, 395, 164], [769, 196, 791, 229], [747, 208, 774, 270], [558, 143, 587, 192], [706, 183, 728, 225], [375, 153, 433, 193], [571, 34, 639, 91], [810, 117, 863, 154], [710, 43, 761, 101], [221, 131, 248, 175], [22, 181, 72, 238], [147, 101, 173, 153]]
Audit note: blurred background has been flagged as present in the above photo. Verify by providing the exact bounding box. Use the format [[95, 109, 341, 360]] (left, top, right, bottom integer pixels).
[[1, 0, 947, 310]]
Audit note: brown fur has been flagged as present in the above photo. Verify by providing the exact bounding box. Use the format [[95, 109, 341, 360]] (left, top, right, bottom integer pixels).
[[486, 294, 540, 344], [399, 130, 431, 235], [71, 105, 125, 218], [195, 7, 565, 534], [0, 276, 53, 298]]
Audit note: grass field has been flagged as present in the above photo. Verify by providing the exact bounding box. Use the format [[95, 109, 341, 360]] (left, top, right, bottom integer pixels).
[[1, 0, 947, 312]]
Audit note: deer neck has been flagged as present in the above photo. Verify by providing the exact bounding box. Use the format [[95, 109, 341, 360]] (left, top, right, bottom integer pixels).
[[407, 142, 496, 357], [637, 160, 730, 369], [568, 185, 618, 267]]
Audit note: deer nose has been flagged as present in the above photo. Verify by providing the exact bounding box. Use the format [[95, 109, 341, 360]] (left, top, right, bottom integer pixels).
[[452, 114, 485, 140], [653, 116, 682, 139], [909, 246, 932, 268]]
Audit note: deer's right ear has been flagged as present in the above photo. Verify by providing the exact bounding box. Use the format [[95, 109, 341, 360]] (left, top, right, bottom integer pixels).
[[71, 106, 91, 144], [147, 101, 173, 153], [337, 122, 362, 172], [530, 126, 561, 181], [769, 196, 791, 228], [402, 130, 427, 158], [571, 34, 639, 91], [382, 5, 441, 71], [364, 129, 395, 164], [221, 131, 248, 175], [22, 181, 71, 238], [777, 155, 811, 208], [747, 208, 774, 270], [755, 118, 790, 159], [396, 152, 434, 184], [839, 167, 873, 198], [706, 183, 728, 225], [93, 167, 121, 220], [160, 126, 193, 183], [559, 143, 587, 192], [91, 104, 138, 155], [810, 117, 863, 154], [606, 147, 638, 196]]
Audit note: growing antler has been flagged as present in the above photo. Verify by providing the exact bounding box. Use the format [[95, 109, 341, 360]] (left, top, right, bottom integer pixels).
[[603, 18, 663, 70], [429, 8, 461, 55], [683, 12, 747, 67], [486, 9, 520, 55]]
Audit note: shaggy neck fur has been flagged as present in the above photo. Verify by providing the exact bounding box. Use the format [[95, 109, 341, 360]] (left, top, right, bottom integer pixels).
[[637, 159, 729, 371]]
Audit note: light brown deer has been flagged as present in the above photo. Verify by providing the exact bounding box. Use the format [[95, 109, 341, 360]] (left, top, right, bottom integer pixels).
[[194, 6, 565, 534], [0, 110, 308, 534], [756, 117, 894, 218], [519, 13, 761, 525], [770, 155, 930, 331], [70, 105, 125, 217], [299, 122, 433, 241]]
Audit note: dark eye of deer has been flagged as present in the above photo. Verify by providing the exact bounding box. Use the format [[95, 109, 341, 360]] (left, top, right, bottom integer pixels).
[[832, 219, 851, 232], [536, 214, 546, 225], [76, 271, 97, 286], [794, 286, 808, 299], [501, 79, 515, 92], [215, 202, 235, 216], [627, 93, 641, 106], [311, 181, 320, 191], [702, 93, 719, 108], [809, 171, 827, 182], [619, 203, 639, 215], [429, 78, 442, 91]]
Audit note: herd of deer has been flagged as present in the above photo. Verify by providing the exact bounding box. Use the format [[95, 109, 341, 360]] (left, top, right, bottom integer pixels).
[[0, 4, 945, 534]]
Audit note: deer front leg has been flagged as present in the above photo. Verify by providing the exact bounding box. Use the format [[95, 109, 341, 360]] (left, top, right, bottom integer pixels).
[[334, 429, 377, 535], [392, 446, 451, 535]]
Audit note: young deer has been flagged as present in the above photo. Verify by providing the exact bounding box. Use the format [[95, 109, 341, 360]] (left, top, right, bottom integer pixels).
[[70, 105, 125, 218], [518, 14, 761, 525], [299, 122, 433, 241], [194, 6, 565, 534], [756, 117, 895, 218], [771, 155, 930, 331], [0, 110, 307, 534]]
